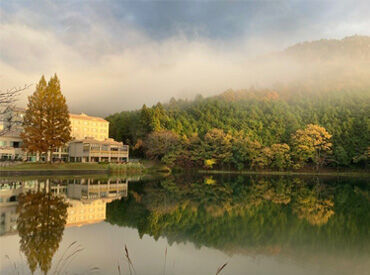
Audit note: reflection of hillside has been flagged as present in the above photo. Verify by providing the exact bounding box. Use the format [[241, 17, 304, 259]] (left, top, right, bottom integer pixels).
[[0, 177, 128, 235], [106, 175, 369, 259]]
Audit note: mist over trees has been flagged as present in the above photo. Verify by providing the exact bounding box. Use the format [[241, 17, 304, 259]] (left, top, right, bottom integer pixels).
[[107, 88, 368, 170], [107, 36, 369, 170]]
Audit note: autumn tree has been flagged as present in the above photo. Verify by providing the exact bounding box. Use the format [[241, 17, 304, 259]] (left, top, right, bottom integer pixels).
[[143, 130, 181, 161], [269, 143, 292, 170], [252, 147, 273, 169], [21, 75, 71, 161], [231, 133, 262, 170], [202, 129, 233, 168], [291, 124, 333, 170]]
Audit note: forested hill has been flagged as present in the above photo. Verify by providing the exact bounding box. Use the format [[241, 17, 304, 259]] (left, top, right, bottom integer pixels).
[[107, 36, 370, 170]]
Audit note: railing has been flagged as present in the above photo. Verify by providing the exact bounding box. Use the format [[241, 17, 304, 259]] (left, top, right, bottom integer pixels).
[[89, 150, 128, 156]]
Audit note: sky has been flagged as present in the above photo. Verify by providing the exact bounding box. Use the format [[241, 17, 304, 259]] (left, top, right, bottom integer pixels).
[[1, 0, 370, 116]]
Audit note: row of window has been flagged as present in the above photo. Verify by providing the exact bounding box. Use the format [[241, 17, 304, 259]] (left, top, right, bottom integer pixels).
[[72, 127, 108, 133], [69, 207, 105, 214], [71, 120, 108, 128]]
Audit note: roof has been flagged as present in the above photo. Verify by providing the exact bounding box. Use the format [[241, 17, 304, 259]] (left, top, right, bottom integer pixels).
[[10, 107, 26, 113], [70, 137, 125, 146], [0, 106, 26, 114], [0, 129, 22, 138], [69, 113, 108, 123]]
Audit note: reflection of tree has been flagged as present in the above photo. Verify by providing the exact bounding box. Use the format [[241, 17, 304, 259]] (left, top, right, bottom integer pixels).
[[17, 190, 68, 274], [293, 183, 334, 226], [107, 175, 368, 257]]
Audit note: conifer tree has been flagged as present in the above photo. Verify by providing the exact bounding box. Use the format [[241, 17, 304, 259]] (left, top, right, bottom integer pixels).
[[22, 74, 71, 161]]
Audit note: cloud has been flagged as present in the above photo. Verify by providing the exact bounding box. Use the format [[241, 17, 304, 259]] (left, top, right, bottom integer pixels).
[[1, 1, 370, 116]]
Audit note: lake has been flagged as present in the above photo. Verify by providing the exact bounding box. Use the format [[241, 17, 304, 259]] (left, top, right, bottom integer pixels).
[[0, 173, 369, 275]]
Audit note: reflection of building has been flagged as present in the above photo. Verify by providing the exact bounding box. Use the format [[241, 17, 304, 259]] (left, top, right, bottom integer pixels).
[[0, 178, 128, 235], [66, 178, 128, 226], [0, 181, 36, 235], [0, 108, 128, 162], [67, 178, 128, 200]]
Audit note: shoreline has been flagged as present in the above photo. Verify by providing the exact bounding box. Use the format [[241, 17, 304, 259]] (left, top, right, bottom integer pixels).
[[1, 162, 368, 177], [0, 169, 108, 176], [0, 162, 146, 176], [198, 169, 370, 177]]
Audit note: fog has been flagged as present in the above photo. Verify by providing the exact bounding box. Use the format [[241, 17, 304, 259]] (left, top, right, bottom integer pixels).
[[1, 1, 370, 116]]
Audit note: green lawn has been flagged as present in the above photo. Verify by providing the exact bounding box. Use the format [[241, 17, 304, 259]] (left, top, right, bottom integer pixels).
[[0, 162, 109, 171]]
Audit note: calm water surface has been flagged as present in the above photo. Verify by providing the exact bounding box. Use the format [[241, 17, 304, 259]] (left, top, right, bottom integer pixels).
[[0, 174, 369, 275]]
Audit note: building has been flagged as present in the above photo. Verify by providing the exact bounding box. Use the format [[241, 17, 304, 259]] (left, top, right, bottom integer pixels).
[[0, 107, 26, 160], [69, 137, 129, 162], [0, 108, 128, 162], [0, 129, 24, 160], [0, 106, 25, 132], [70, 113, 109, 141]]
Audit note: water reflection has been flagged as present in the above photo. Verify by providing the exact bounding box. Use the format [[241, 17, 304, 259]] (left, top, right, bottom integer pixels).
[[17, 188, 68, 274], [0, 174, 369, 274], [106, 174, 369, 257], [0, 176, 128, 274]]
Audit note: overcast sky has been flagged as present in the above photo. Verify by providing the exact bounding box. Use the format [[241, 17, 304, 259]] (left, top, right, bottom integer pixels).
[[1, 0, 370, 116]]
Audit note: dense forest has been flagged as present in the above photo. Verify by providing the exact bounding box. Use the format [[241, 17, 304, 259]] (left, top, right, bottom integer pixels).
[[107, 36, 370, 170]]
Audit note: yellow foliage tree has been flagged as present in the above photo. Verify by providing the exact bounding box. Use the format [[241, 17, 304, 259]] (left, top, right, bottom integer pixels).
[[22, 75, 71, 161], [291, 124, 332, 170]]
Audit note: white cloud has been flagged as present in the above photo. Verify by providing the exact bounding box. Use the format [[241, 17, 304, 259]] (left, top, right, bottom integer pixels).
[[1, 1, 369, 116]]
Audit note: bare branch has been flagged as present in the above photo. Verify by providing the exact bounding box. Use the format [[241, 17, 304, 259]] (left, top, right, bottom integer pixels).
[[0, 84, 32, 107], [0, 84, 31, 136]]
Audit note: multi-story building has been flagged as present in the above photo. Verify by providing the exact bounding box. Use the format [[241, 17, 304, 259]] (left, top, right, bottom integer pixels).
[[0, 129, 23, 160], [70, 113, 109, 141], [0, 106, 25, 132], [0, 108, 128, 162], [69, 137, 129, 163]]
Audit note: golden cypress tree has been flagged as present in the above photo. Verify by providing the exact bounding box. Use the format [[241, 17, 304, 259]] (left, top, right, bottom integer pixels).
[[21, 76, 49, 158], [22, 74, 71, 161]]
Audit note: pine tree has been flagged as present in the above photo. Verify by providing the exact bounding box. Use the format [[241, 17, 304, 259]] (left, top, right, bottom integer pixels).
[[22, 75, 71, 161]]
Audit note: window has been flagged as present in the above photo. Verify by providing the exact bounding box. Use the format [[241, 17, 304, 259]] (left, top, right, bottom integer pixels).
[[12, 141, 20, 148], [83, 144, 90, 152]]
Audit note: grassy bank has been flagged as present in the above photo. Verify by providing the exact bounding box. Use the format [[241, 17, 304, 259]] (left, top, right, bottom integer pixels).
[[0, 162, 149, 176], [0, 162, 108, 171]]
